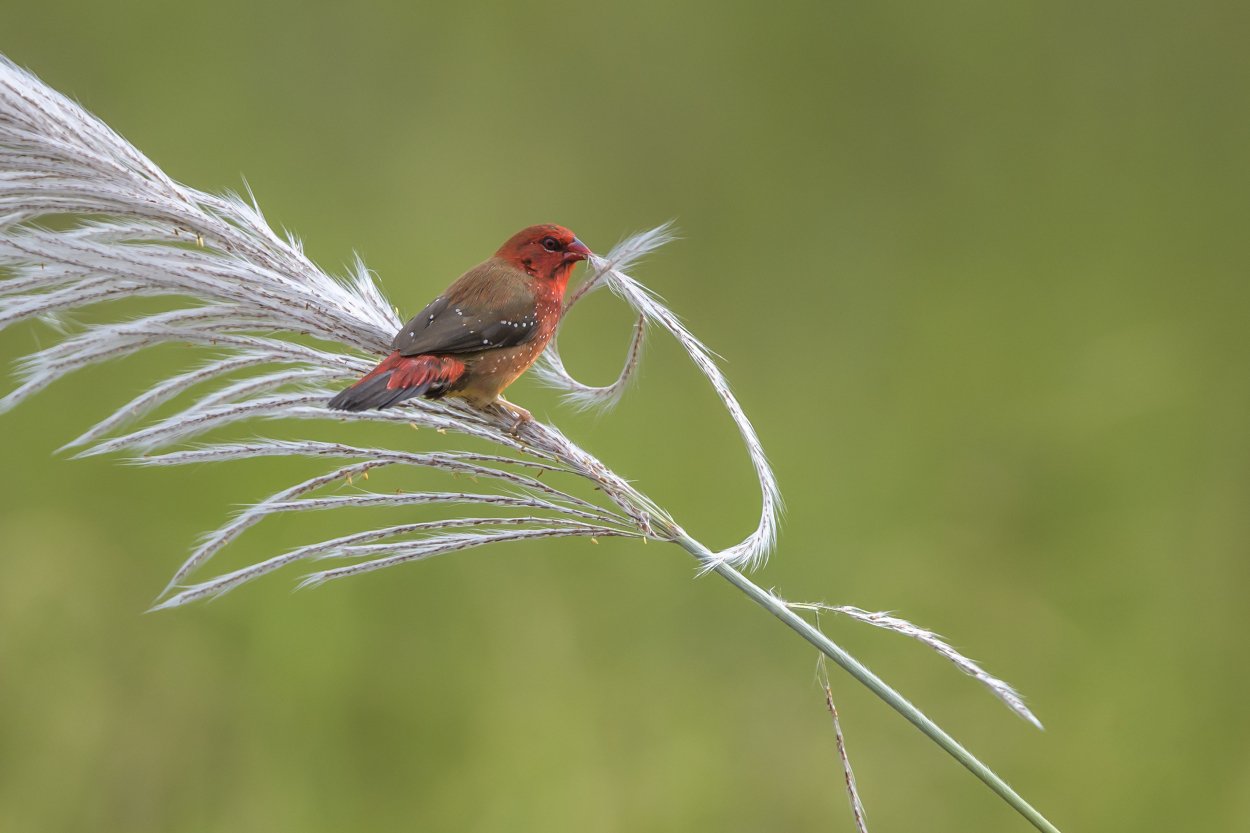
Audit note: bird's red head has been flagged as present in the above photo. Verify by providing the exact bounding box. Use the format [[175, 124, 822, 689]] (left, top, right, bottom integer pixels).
[[495, 224, 591, 283]]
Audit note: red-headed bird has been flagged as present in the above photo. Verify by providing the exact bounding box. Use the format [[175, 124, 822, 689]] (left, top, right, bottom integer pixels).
[[328, 224, 591, 423]]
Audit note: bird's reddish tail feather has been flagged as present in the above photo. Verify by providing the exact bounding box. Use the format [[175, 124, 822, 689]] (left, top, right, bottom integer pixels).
[[328, 352, 465, 411]]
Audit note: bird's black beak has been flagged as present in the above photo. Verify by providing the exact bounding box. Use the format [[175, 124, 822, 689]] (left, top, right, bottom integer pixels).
[[564, 238, 592, 262]]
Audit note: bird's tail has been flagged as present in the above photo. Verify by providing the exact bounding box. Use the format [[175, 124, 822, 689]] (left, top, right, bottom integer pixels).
[[328, 352, 466, 411]]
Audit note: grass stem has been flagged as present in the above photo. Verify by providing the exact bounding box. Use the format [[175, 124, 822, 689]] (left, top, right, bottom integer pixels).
[[672, 532, 1062, 833]]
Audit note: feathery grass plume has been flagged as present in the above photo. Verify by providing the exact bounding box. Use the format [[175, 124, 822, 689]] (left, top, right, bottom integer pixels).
[[0, 54, 1062, 832], [789, 602, 1043, 729]]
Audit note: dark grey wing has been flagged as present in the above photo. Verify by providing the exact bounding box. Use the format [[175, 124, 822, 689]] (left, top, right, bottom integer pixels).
[[391, 289, 542, 356]]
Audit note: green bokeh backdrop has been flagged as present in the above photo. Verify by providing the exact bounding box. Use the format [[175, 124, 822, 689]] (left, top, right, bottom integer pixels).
[[3, 3, 1248, 831]]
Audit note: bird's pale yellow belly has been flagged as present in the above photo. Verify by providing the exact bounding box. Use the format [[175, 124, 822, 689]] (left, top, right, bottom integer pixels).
[[449, 336, 552, 406]]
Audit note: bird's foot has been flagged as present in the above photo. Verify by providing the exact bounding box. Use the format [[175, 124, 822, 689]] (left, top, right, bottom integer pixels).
[[492, 399, 532, 436]]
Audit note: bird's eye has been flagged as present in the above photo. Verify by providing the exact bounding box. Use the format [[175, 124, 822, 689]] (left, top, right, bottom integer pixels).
[[540, 237, 561, 252]]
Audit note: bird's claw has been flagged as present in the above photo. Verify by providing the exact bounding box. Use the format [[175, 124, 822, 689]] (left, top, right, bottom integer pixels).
[[493, 399, 532, 436]]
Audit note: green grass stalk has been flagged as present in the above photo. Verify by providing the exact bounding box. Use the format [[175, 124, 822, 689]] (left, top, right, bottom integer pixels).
[[672, 531, 1062, 833]]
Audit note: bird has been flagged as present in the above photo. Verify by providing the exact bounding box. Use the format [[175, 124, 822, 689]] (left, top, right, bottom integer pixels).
[[327, 224, 591, 424]]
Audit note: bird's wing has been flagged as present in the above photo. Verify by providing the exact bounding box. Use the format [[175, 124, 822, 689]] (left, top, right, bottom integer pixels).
[[391, 259, 544, 356]]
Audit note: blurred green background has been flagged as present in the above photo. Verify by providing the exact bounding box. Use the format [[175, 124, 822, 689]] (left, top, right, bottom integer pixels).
[[3, 2, 1248, 831]]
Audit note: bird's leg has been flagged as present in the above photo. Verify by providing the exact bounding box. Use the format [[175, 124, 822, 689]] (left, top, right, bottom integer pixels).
[[491, 397, 532, 434]]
